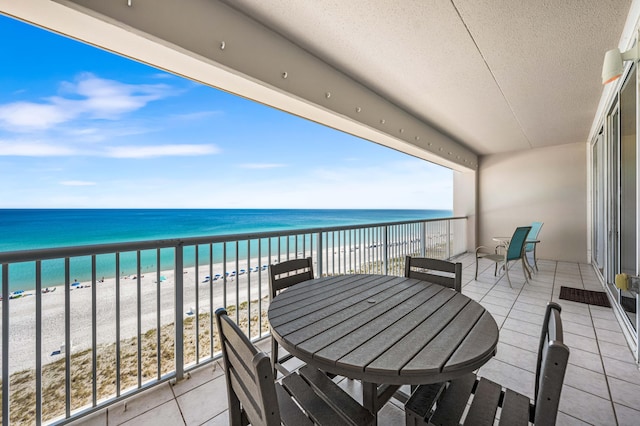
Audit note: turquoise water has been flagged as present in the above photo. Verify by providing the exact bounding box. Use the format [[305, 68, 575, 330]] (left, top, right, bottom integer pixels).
[[0, 209, 452, 290]]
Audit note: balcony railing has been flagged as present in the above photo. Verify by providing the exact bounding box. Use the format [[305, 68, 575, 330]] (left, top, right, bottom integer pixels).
[[0, 215, 466, 425]]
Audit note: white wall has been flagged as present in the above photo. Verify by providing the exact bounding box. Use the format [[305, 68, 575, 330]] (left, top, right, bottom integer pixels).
[[453, 170, 477, 253], [477, 142, 587, 262]]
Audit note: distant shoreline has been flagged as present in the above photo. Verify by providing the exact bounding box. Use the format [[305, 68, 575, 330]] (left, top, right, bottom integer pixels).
[[0, 209, 452, 291], [3, 240, 396, 374]]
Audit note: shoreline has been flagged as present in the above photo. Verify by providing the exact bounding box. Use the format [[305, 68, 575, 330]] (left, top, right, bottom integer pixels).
[[1, 245, 388, 374], [1, 232, 445, 375], [1, 255, 278, 374]]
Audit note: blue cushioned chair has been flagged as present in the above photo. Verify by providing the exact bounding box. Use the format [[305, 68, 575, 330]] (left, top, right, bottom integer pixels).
[[525, 222, 544, 272], [475, 226, 532, 287]]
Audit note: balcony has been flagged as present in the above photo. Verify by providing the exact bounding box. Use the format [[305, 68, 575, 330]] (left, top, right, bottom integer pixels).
[[69, 253, 640, 426], [0, 1, 637, 424], [1, 217, 465, 425], [1, 217, 638, 425]]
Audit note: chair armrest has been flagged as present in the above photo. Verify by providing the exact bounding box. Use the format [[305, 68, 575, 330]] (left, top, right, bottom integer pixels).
[[475, 246, 490, 258], [494, 242, 509, 254]]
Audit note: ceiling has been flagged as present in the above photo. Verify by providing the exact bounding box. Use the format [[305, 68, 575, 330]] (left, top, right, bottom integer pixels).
[[225, 0, 632, 155], [0, 0, 634, 169]]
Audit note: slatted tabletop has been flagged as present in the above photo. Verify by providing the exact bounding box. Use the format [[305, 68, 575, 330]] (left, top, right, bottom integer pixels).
[[268, 274, 499, 386]]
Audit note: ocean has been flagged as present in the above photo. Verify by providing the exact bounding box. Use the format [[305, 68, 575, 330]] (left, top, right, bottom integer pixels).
[[0, 209, 452, 290]]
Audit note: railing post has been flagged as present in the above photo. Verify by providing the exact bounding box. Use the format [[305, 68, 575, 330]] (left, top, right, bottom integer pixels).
[[383, 225, 389, 275], [316, 232, 323, 277], [446, 220, 451, 259], [64, 258, 71, 419], [2, 264, 9, 426], [175, 244, 184, 382], [420, 222, 426, 257], [35, 262, 42, 426]]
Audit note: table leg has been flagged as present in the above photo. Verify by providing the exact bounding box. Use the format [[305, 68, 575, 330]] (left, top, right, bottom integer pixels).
[[362, 382, 400, 425]]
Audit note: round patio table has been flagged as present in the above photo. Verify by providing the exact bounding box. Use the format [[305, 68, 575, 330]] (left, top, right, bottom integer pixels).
[[268, 274, 499, 418]]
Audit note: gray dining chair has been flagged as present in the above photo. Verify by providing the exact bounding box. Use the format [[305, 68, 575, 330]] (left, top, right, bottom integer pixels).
[[215, 308, 374, 426], [404, 256, 462, 293], [268, 257, 314, 376], [405, 302, 569, 426], [404, 256, 463, 397]]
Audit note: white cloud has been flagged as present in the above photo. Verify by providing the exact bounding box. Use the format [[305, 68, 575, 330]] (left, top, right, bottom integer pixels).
[[59, 180, 96, 186], [67, 128, 99, 136], [0, 101, 73, 130], [0, 140, 76, 156], [239, 163, 286, 169], [171, 110, 221, 121], [0, 73, 175, 132], [0, 137, 219, 158], [106, 144, 220, 158]]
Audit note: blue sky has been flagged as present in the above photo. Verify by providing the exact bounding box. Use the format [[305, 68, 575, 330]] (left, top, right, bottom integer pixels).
[[0, 15, 452, 209]]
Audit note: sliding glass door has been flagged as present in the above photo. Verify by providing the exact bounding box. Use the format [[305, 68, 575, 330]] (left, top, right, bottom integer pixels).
[[592, 130, 605, 276], [616, 65, 637, 330]]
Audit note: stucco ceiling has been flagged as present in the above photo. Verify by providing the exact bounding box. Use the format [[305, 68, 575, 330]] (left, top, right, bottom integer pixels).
[[0, 0, 634, 166], [226, 0, 632, 155]]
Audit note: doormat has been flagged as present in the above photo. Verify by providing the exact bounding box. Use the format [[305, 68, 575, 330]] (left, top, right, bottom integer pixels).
[[559, 287, 611, 308]]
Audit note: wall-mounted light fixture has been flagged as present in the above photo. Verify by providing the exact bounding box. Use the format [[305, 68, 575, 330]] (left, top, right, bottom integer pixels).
[[602, 44, 638, 84]]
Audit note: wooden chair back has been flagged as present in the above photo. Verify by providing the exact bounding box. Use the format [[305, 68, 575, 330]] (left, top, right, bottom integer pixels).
[[405, 302, 569, 425], [404, 256, 462, 293], [215, 308, 280, 426], [268, 257, 314, 375], [534, 302, 570, 424], [269, 257, 314, 298]]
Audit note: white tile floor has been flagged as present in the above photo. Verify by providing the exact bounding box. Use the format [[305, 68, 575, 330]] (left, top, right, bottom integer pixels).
[[71, 253, 640, 425]]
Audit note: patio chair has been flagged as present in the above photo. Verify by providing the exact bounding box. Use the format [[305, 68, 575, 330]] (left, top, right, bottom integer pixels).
[[405, 302, 569, 426], [269, 257, 314, 376], [526, 221, 544, 272], [474, 226, 532, 287], [404, 256, 462, 293], [215, 308, 374, 426]]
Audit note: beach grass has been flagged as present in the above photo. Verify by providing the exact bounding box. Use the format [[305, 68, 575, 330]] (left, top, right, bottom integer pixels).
[[0, 298, 269, 425]]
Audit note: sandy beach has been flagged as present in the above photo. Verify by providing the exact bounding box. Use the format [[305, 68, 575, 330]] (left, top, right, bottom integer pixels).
[[1, 257, 279, 375], [1, 244, 392, 375]]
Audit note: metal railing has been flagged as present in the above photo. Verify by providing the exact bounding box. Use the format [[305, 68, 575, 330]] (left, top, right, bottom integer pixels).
[[0, 215, 466, 425]]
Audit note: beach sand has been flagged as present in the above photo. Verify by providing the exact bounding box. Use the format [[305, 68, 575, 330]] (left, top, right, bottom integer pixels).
[[0, 245, 391, 375], [1, 258, 277, 375]]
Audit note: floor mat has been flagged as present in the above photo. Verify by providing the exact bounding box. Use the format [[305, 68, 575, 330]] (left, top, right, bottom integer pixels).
[[559, 286, 611, 308]]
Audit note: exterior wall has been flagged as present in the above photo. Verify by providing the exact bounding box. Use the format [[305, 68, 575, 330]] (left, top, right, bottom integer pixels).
[[478, 142, 587, 262], [453, 170, 477, 253]]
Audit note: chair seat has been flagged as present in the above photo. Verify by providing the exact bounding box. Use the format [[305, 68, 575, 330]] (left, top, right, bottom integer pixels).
[[405, 374, 531, 426], [279, 365, 374, 426], [478, 253, 503, 262]]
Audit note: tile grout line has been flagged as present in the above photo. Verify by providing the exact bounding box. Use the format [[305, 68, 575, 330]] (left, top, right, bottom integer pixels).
[[579, 260, 619, 426], [169, 375, 188, 426]]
